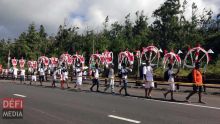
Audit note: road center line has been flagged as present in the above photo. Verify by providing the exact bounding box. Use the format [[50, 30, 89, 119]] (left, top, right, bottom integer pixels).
[[13, 94, 27, 98], [108, 115, 141, 123]]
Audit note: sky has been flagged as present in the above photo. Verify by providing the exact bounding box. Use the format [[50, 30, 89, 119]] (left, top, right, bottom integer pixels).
[[0, 0, 219, 39]]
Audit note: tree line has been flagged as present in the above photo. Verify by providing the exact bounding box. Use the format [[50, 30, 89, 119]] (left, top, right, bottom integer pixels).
[[0, 0, 220, 67]]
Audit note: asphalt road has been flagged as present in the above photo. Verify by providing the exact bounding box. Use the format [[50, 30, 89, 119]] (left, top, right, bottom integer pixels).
[[0, 81, 220, 124]]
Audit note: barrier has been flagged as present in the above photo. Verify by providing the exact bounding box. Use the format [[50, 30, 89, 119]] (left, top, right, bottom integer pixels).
[[70, 75, 220, 88], [1, 73, 220, 89]]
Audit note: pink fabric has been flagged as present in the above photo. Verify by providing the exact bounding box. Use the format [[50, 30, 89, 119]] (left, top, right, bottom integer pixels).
[[12, 58, 17, 67], [19, 59, 25, 68], [50, 57, 58, 65]]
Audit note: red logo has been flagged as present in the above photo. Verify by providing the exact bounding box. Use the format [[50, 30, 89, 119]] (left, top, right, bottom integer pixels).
[[3, 98, 23, 110]]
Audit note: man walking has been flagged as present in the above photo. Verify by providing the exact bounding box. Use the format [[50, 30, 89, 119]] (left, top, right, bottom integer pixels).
[[13, 67, 18, 81], [163, 63, 179, 101], [104, 63, 115, 94], [38, 64, 46, 86], [90, 64, 100, 92], [119, 63, 131, 96], [186, 62, 205, 103], [144, 61, 154, 98], [20, 67, 26, 84], [74, 64, 83, 90], [52, 67, 58, 87], [30, 69, 37, 85]]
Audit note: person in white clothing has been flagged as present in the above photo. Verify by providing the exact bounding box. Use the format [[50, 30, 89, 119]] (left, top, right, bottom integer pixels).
[[90, 64, 100, 92], [104, 64, 115, 93], [144, 61, 154, 98], [30, 69, 37, 85], [83, 70, 87, 80], [13, 67, 18, 80], [164, 63, 179, 101], [64, 70, 70, 88], [52, 67, 58, 87], [20, 68, 25, 84], [38, 64, 46, 86], [74, 64, 83, 90], [119, 63, 132, 96], [142, 63, 147, 80], [60, 63, 69, 89]]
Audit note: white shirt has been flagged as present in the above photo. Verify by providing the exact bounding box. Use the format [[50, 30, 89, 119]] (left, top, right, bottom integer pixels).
[[53, 70, 58, 80], [121, 68, 128, 79], [76, 68, 83, 84], [28, 68, 33, 73], [48, 69, 51, 75], [94, 69, 99, 78], [142, 66, 147, 75], [20, 69, 25, 76], [64, 71, 68, 79], [168, 70, 174, 82], [65, 71, 68, 76], [5, 69, 8, 74], [13, 68, 18, 75], [108, 68, 114, 78], [76, 68, 82, 77], [83, 71, 87, 76], [38, 68, 45, 76], [146, 66, 153, 77]]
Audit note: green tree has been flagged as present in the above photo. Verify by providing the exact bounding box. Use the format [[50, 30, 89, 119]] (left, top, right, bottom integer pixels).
[[152, 0, 181, 50], [133, 10, 150, 49]]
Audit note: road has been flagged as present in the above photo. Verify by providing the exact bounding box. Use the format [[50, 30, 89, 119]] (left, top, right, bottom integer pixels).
[[0, 80, 220, 124]]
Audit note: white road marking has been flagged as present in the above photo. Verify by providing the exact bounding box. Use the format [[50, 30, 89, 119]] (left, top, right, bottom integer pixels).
[[108, 115, 141, 123], [142, 98, 220, 110], [13, 94, 26, 98]]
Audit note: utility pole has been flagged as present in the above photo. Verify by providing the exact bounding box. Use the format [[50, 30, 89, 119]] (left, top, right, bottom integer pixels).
[[7, 50, 11, 69]]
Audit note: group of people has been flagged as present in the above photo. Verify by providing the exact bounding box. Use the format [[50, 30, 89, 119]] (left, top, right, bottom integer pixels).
[[9, 61, 205, 103], [12, 66, 26, 83], [142, 61, 205, 103], [11, 63, 71, 89], [89, 62, 133, 96], [90, 63, 116, 93]]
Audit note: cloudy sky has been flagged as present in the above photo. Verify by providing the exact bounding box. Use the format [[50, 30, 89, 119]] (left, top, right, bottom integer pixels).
[[0, 0, 219, 39]]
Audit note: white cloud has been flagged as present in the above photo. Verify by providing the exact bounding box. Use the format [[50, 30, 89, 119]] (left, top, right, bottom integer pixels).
[[0, 0, 80, 38], [0, 0, 219, 38], [182, 0, 219, 20], [64, 0, 165, 32]]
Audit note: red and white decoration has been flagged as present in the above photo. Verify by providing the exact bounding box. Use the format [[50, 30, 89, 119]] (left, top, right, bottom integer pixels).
[[183, 45, 214, 69], [72, 52, 85, 65], [60, 53, 73, 66], [50, 57, 59, 67], [27, 61, 38, 69], [89, 53, 105, 67], [11, 57, 17, 67], [38, 56, 50, 67], [118, 50, 134, 68], [27, 60, 37, 72], [102, 50, 113, 65], [141, 45, 161, 67], [162, 50, 181, 69], [19, 58, 25, 68]]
